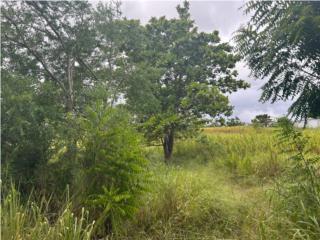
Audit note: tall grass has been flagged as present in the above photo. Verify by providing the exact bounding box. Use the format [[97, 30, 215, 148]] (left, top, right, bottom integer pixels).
[[271, 122, 320, 239], [125, 126, 320, 240], [1, 185, 94, 240], [118, 163, 251, 239], [207, 128, 285, 179], [171, 127, 284, 182], [2, 126, 319, 239], [173, 127, 320, 181]]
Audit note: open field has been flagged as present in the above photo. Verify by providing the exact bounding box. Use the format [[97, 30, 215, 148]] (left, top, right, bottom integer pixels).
[[3, 126, 320, 239], [120, 126, 319, 239]]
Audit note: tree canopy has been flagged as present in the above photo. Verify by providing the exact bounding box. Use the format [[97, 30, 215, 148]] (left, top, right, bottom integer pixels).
[[1, 1, 129, 112], [124, 1, 249, 159], [1, 1, 98, 111], [251, 114, 273, 127]]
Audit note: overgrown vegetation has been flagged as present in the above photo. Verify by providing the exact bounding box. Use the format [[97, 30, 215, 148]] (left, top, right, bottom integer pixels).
[[273, 119, 320, 239], [1, 185, 94, 240], [1, 0, 320, 239], [75, 103, 148, 236], [2, 127, 320, 239]]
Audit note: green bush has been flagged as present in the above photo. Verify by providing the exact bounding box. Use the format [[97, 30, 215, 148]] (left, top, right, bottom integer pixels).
[[1, 73, 60, 194], [74, 103, 149, 236], [272, 119, 320, 239]]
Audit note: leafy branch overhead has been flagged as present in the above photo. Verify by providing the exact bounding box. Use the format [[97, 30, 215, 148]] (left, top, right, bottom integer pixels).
[[234, 1, 320, 121]]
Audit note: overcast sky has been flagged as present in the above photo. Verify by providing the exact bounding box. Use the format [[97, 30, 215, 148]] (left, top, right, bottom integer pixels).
[[121, 0, 292, 122]]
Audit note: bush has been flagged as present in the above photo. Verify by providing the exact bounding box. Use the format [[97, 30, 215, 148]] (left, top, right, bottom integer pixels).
[[74, 103, 149, 236], [1, 73, 60, 194], [272, 119, 320, 239]]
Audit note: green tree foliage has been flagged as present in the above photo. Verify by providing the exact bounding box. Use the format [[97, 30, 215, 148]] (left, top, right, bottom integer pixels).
[[251, 114, 273, 127], [1, 0, 126, 195], [1, 1, 134, 112], [92, 2, 131, 106], [234, 1, 320, 122], [1, 1, 97, 111], [1, 71, 62, 192], [124, 1, 249, 160], [212, 117, 244, 127], [74, 103, 148, 235], [226, 117, 245, 127], [215, 117, 226, 127]]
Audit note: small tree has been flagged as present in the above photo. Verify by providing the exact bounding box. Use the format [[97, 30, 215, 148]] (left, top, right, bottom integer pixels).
[[75, 103, 148, 236], [226, 117, 244, 127], [251, 114, 273, 127], [124, 1, 249, 161]]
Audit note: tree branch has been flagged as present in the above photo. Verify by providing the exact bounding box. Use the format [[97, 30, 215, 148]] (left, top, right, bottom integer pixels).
[[2, 12, 66, 91]]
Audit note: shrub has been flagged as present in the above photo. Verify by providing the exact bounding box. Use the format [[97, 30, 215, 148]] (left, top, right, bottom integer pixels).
[[1, 73, 59, 194], [74, 103, 148, 236], [273, 119, 320, 239]]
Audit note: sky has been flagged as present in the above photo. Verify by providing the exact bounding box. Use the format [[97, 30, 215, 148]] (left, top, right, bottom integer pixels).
[[121, 0, 293, 123]]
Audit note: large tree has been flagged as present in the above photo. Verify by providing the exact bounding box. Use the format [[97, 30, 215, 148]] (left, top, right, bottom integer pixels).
[[2, 1, 133, 111], [1, 1, 98, 111], [92, 1, 133, 106], [234, 1, 320, 123], [124, 1, 249, 161], [1, 0, 127, 193]]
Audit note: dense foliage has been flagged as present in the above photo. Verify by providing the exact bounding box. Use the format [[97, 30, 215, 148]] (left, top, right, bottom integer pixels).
[[1, 71, 61, 192], [75, 104, 148, 235], [1, 0, 247, 161], [1, 1, 148, 235], [1, 1, 97, 111]]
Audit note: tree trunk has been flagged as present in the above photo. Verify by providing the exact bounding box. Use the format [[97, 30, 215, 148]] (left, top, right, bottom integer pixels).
[[66, 94, 74, 112], [66, 56, 75, 112], [163, 130, 174, 163], [303, 117, 308, 129]]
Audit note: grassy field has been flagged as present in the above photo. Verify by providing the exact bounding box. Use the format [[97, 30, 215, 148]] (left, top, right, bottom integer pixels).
[[2, 126, 320, 239], [121, 126, 320, 239]]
